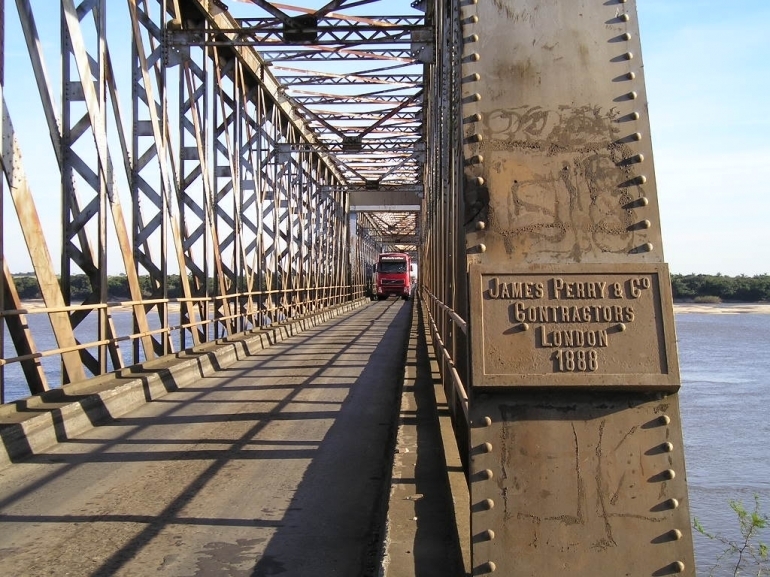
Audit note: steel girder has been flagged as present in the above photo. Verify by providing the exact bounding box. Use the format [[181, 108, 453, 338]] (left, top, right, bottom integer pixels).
[[419, 0, 468, 441], [0, 0, 379, 400], [259, 48, 415, 62], [169, 16, 427, 47], [185, 0, 429, 197]]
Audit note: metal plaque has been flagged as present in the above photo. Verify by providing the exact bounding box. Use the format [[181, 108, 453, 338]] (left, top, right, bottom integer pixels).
[[470, 263, 678, 389]]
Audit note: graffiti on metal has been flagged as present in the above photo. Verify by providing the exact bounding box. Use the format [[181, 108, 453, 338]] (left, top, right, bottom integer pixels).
[[470, 263, 678, 389]]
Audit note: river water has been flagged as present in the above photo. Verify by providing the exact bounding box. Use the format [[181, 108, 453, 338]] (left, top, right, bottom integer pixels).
[[2, 308, 769, 573], [677, 311, 770, 575]]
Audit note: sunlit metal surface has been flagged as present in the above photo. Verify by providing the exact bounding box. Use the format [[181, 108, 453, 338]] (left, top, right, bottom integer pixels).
[[1, 0, 429, 397], [219, 1, 428, 255]]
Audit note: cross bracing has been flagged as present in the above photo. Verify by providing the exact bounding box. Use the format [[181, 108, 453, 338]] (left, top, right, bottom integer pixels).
[[0, 0, 430, 398]]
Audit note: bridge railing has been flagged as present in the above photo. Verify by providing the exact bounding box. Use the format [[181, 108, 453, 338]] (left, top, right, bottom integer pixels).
[[1, 280, 368, 403], [422, 288, 468, 422]]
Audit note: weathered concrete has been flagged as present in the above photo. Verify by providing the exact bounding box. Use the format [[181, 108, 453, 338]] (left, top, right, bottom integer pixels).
[[0, 301, 468, 577], [381, 298, 470, 577], [0, 299, 414, 576]]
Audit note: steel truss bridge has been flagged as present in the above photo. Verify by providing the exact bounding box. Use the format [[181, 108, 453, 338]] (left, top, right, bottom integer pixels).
[[0, 1, 696, 575]]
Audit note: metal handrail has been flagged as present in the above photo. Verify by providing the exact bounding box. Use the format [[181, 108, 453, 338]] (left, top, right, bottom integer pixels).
[[422, 287, 467, 334], [0, 284, 357, 378], [421, 293, 469, 422]]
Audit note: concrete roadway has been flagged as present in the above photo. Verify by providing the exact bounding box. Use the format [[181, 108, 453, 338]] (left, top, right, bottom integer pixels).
[[0, 299, 414, 576]]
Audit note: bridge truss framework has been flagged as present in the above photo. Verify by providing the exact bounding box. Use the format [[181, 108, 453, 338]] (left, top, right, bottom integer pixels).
[[1, 1, 696, 575]]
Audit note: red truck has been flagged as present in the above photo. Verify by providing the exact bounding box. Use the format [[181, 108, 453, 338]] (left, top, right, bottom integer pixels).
[[374, 252, 412, 300]]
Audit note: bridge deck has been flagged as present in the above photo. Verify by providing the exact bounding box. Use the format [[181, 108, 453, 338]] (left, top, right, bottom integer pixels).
[[0, 300, 466, 576]]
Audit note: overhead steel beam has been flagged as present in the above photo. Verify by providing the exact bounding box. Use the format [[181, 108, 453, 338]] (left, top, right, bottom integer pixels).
[[348, 186, 423, 212], [186, 0, 347, 185], [167, 17, 429, 47], [276, 74, 422, 86], [261, 48, 415, 62], [314, 0, 381, 17]]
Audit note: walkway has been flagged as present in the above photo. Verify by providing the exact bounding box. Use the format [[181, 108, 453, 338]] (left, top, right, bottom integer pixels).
[[0, 299, 467, 576]]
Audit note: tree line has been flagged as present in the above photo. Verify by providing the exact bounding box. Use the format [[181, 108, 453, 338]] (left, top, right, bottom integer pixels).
[[670, 274, 770, 302], [9, 274, 193, 301], [7, 272, 770, 303]]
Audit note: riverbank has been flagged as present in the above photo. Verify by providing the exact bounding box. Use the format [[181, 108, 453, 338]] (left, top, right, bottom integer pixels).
[[674, 302, 770, 314]]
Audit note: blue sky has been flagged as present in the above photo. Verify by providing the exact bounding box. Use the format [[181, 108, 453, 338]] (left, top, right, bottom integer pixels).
[[637, 0, 770, 275], [2, 1, 768, 276]]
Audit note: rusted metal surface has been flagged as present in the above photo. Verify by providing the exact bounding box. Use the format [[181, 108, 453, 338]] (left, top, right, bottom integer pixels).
[[2, 0, 405, 400], [463, 1, 663, 268], [1, 0, 696, 573], [461, 0, 695, 574], [0, 84, 86, 384], [471, 392, 695, 576], [418, 0, 472, 479]]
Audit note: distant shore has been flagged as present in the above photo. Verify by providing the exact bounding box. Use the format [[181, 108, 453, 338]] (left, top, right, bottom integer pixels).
[[673, 302, 770, 314], [13, 299, 770, 315]]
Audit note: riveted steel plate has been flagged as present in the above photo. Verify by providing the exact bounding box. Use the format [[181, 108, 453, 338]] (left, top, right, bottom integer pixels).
[[470, 391, 695, 576], [469, 263, 679, 389]]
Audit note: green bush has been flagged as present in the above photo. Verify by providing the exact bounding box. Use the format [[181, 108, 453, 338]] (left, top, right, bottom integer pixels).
[[694, 495, 769, 576], [693, 295, 722, 304], [672, 274, 770, 302]]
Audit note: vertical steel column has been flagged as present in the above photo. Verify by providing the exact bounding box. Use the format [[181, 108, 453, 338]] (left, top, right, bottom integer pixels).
[[129, 0, 179, 360], [308, 158, 321, 309], [276, 125, 294, 319], [253, 87, 269, 325], [421, 0, 468, 443], [301, 155, 313, 311], [237, 76, 261, 330], [1, 0, 5, 401], [287, 144, 301, 316], [337, 184, 350, 305], [60, 0, 110, 376], [450, 0, 469, 404], [463, 1, 694, 575], [176, 14, 208, 348], [212, 48, 239, 336], [262, 104, 280, 321]]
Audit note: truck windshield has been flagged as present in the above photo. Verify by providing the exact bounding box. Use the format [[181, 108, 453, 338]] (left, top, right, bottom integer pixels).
[[379, 261, 407, 273]]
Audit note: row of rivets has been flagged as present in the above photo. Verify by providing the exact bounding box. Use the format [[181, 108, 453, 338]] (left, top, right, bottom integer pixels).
[[473, 433, 496, 572], [655, 413, 686, 573], [465, 7, 490, 568], [462, 2, 487, 254], [614, 9, 653, 255]]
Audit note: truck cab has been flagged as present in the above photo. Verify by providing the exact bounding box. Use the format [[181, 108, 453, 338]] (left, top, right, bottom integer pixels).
[[374, 253, 412, 300]]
